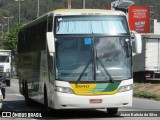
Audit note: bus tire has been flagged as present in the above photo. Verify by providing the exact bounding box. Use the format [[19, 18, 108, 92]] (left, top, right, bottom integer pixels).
[[44, 86, 50, 112], [24, 81, 32, 106], [1, 88, 5, 99], [107, 108, 118, 115], [22, 80, 25, 95], [5, 79, 10, 87], [0, 106, 3, 114]]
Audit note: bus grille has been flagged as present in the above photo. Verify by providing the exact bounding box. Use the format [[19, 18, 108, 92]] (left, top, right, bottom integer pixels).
[[0, 65, 4, 78]]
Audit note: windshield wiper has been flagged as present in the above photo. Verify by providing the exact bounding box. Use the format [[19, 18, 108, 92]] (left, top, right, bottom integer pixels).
[[76, 58, 92, 84], [97, 57, 114, 83], [124, 40, 131, 58]]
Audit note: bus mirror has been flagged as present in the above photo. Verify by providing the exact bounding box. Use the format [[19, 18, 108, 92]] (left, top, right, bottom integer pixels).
[[46, 32, 55, 55], [132, 32, 142, 54]]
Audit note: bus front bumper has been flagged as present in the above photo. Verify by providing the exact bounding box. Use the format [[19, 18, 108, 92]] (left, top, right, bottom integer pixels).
[[52, 90, 132, 109]]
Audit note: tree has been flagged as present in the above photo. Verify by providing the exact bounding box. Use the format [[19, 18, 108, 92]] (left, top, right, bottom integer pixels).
[[0, 24, 22, 74], [0, 23, 22, 53]]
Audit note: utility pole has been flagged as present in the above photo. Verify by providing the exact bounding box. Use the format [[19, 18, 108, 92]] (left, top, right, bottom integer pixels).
[[0, 24, 7, 33], [82, 0, 85, 9], [3, 16, 14, 32], [68, 0, 71, 9], [15, 0, 24, 23], [37, 0, 39, 18]]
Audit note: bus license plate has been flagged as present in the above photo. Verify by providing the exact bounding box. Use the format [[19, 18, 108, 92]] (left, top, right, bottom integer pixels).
[[89, 99, 102, 104]]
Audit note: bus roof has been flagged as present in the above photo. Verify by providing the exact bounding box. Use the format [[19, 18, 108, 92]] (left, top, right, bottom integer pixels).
[[53, 9, 126, 16], [21, 9, 126, 30]]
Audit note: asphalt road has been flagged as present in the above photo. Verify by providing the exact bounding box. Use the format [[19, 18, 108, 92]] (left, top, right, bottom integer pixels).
[[1, 78, 160, 120]]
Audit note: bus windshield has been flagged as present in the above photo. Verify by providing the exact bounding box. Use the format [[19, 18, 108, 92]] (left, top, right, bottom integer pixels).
[[55, 36, 132, 82], [55, 16, 129, 35]]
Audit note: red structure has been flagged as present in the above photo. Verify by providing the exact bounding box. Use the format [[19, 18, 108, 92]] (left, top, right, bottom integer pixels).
[[128, 6, 150, 33]]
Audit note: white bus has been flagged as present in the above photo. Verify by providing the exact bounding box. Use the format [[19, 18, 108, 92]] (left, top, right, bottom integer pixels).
[[18, 9, 141, 115]]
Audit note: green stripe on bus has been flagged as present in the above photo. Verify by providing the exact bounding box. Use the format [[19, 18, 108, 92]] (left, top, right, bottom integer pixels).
[[91, 82, 120, 92]]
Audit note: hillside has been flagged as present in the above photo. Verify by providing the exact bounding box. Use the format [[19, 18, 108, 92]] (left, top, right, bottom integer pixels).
[[0, 0, 160, 31]]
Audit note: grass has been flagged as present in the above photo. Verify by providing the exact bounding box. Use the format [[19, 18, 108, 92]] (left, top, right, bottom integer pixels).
[[133, 91, 160, 101], [133, 83, 160, 101]]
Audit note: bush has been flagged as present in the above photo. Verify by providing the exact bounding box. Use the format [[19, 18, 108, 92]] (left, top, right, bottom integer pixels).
[[134, 91, 160, 100]]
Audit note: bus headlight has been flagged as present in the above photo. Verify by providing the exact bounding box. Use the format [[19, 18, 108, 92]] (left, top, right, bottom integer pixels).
[[55, 86, 74, 94], [0, 95, 3, 100], [118, 84, 133, 93]]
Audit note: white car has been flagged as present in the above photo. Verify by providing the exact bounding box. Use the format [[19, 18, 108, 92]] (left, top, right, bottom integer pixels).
[[0, 89, 3, 112]]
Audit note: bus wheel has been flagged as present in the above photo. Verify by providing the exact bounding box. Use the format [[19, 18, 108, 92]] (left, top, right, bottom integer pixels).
[[44, 86, 50, 112], [1, 88, 5, 99], [22, 80, 25, 95], [24, 81, 32, 106], [107, 108, 118, 115]]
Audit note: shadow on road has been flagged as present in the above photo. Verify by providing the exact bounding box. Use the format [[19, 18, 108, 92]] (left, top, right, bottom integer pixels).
[[2, 100, 121, 119]]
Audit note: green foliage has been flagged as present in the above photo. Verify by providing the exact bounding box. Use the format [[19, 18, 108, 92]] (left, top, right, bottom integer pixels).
[[133, 83, 160, 101], [0, 24, 22, 52], [0, 0, 160, 54], [134, 91, 156, 98], [134, 91, 160, 101], [0, 0, 159, 28]]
